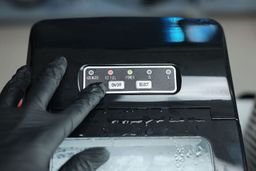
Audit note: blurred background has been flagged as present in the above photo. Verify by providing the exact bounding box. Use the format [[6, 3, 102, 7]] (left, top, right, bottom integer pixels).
[[0, 0, 255, 168]]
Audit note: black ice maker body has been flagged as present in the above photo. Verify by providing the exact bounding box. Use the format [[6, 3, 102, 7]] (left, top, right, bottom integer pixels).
[[28, 17, 247, 170]]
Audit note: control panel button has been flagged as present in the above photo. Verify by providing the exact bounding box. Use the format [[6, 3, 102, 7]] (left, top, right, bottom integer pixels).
[[136, 81, 152, 89], [108, 81, 125, 90]]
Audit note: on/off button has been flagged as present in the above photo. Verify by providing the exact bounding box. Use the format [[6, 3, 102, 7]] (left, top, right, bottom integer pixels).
[[136, 81, 152, 89], [108, 81, 125, 90]]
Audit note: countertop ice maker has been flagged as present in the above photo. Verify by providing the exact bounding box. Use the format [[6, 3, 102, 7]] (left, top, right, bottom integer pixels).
[[27, 17, 247, 171]]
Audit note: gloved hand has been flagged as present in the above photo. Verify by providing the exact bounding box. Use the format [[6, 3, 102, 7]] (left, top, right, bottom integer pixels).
[[0, 57, 109, 171]]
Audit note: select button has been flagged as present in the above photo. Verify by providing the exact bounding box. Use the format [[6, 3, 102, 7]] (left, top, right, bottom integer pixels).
[[136, 81, 152, 89]]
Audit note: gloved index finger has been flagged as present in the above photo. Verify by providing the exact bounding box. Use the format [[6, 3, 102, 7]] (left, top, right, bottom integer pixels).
[[61, 83, 106, 134], [24, 57, 67, 110]]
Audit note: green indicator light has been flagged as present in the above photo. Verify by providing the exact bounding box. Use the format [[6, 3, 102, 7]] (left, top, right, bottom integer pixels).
[[127, 69, 133, 75]]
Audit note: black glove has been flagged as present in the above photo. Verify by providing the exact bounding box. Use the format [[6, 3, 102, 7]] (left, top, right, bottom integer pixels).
[[0, 57, 109, 171]]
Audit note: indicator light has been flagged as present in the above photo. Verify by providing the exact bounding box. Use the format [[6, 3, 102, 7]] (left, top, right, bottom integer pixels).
[[146, 69, 152, 75], [166, 69, 172, 75], [127, 69, 133, 75], [88, 70, 94, 76], [108, 69, 114, 76]]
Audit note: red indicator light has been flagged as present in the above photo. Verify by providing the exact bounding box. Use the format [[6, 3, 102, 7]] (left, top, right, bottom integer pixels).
[[108, 69, 114, 76], [17, 99, 23, 108]]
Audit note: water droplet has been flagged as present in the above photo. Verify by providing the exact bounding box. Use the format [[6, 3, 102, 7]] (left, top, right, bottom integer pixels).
[[122, 120, 130, 124], [145, 119, 153, 126], [111, 120, 119, 124], [130, 120, 143, 124], [156, 119, 164, 123], [196, 145, 203, 157]]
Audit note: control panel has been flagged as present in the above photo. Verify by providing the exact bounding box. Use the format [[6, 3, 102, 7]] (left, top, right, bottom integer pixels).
[[78, 65, 179, 94]]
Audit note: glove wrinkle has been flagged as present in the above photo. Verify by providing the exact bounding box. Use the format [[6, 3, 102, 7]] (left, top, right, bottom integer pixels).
[[24, 57, 67, 110]]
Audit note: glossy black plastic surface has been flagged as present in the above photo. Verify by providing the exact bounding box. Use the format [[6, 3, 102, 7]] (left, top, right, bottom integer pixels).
[[28, 17, 247, 170]]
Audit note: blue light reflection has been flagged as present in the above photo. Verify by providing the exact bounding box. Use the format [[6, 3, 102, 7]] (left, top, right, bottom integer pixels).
[[186, 24, 218, 42], [163, 17, 185, 43]]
